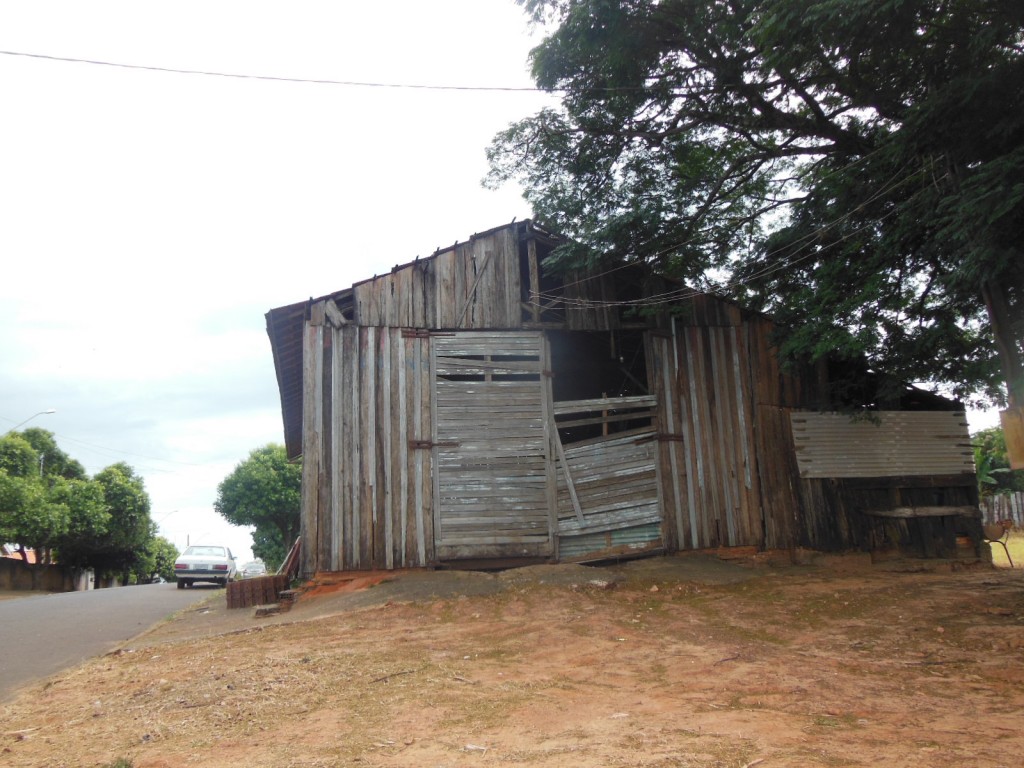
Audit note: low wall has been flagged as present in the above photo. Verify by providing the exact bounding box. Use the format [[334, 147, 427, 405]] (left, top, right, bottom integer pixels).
[[0, 558, 89, 592]]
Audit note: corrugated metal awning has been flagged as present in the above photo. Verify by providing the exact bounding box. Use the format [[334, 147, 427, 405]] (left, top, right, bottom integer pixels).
[[791, 410, 974, 478]]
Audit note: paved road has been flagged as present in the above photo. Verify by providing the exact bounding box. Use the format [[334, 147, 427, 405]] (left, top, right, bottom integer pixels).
[[0, 583, 216, 701]]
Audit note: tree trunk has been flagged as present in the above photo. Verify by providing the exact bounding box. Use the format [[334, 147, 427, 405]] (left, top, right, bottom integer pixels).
[[982, 279, 1024, 409]]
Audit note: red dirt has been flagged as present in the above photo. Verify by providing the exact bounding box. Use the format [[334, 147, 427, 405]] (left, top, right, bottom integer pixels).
[[2, 552, 1022, 768]]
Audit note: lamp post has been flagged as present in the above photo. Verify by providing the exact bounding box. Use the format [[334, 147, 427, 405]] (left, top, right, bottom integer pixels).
[[3, 408, 56, 436]]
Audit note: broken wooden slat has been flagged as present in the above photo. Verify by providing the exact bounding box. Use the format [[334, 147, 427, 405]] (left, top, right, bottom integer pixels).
[[863, 506, 980, 519]]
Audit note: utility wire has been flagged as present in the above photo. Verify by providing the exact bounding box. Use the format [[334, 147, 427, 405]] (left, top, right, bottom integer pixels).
[[531, 157, 921, 311], [33, 429, 208, 468], [0, 49, 554, 92]]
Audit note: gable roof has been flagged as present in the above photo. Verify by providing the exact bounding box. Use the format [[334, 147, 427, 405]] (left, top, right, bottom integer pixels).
[[266, 220, 561, 459], [265, 218, 960, 461]]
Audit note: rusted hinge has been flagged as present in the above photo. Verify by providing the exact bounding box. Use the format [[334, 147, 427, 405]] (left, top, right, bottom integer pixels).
[[401, 328, 431, 338], [409, 439, 462, 450]]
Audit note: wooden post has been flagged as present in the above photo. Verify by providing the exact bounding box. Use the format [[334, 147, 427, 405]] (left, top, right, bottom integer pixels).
[[528, 238, 541, 324], [300, 322, 324, 577]]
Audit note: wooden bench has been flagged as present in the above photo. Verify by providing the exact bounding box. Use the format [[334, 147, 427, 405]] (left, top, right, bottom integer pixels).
[[864, 506, 980, 558]]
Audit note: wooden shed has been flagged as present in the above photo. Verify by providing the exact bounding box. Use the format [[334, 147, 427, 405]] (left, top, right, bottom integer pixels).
[[266, 220, 982, 576]]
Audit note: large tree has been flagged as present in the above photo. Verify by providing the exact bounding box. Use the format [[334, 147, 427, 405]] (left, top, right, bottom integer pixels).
[[0, 432, 106, 588], [215, 444, 300, 570], [0, 433, 39, 478], [0, 433, 70, 569], [131, 534, 181, 584], [0, 470, 68, 569], [90, 462, 155, 584], [1, 431, 160, 586], [488, 0, 1024, 407], [50, 476, 112, 569], [20, 427, 86, 480]]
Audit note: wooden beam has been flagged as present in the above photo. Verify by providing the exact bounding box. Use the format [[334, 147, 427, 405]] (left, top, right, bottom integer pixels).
[[863, 506, 979, 519], [552, 395, 658, 416], [527, 238, 541, 324], [551, 424, 585, 526], [324, 299, 348, 328], [456, 247, 495, 328]]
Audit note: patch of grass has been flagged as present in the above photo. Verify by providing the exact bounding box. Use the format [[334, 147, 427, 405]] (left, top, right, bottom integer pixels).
[[500, 744, 594, 763], [808, 713, 863, 730], [989, 529, 1024, 568], [101, 759, 133, 768], [786, 746, 860, 766]]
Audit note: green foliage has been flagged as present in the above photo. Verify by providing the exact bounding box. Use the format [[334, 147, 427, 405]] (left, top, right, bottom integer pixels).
[[0, 430, 163, 582], [20, 427, 87, 480], [0, 470, 68, 562], [215, 444, 300, 570], [0, 433, 74, 564], [90, 463, 155, 582], [250, 526, 289, 572], [0, 434, 40, 477], [130, 535, 180, 583], [973, 426, 1024, 496], [50, 476, 112, 568], [490, 0, 1024, 406]]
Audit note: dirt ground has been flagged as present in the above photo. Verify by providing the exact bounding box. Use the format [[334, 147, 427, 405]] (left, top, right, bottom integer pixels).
[[2, 550, 1023, 768]]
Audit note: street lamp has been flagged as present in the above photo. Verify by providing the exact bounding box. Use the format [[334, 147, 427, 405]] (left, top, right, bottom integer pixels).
[[3, 408, 56, 436]]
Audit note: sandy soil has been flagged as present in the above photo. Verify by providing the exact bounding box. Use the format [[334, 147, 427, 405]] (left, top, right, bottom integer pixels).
[[2, 551, 1023, 768]]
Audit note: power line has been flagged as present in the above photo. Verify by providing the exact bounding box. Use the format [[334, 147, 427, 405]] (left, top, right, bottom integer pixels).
[[0, 49, 555, 92], [529, 153, 922, 311], [23, 428, 208, 469]]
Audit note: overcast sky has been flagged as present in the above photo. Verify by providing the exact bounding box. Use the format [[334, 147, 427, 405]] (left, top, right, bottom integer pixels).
[[0, 1, 555, 563]]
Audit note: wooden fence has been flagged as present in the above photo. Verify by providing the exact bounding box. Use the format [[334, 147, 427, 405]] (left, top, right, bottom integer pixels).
[[981, 492, 1024, 527]]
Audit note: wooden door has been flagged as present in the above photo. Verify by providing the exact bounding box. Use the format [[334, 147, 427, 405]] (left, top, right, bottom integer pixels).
[[432, 331, 555, 560]]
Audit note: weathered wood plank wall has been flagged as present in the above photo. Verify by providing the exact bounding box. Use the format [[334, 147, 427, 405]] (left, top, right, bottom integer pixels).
[[432, 331, 554, 560], [288, 221, 981, 573], [301, 321, 434, 573], [554, 430, 663, 555], [649, 320, 764, 549], [351, 227, 521, 330], [755, 406, 803, 550], [756, 411, 978, 554], [560, 267, 621, 331], [299, 321, 324, 577], [645, 303, 979, 556]]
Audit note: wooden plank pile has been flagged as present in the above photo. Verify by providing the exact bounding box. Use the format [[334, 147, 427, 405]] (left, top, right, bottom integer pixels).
[[226, 574, 290, 610]]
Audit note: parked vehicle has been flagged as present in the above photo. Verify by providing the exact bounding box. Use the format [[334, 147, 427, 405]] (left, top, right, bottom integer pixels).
[[239, 560, 268, 579], [174, 545, 237, 588]]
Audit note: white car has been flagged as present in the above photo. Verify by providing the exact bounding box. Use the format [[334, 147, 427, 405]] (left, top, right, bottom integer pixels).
[[240, 560, 268, 579], [174, 545, 237, 588]]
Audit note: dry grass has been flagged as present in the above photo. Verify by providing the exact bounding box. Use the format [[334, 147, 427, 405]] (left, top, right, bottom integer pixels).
[[2, 556, 1024, 767]]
